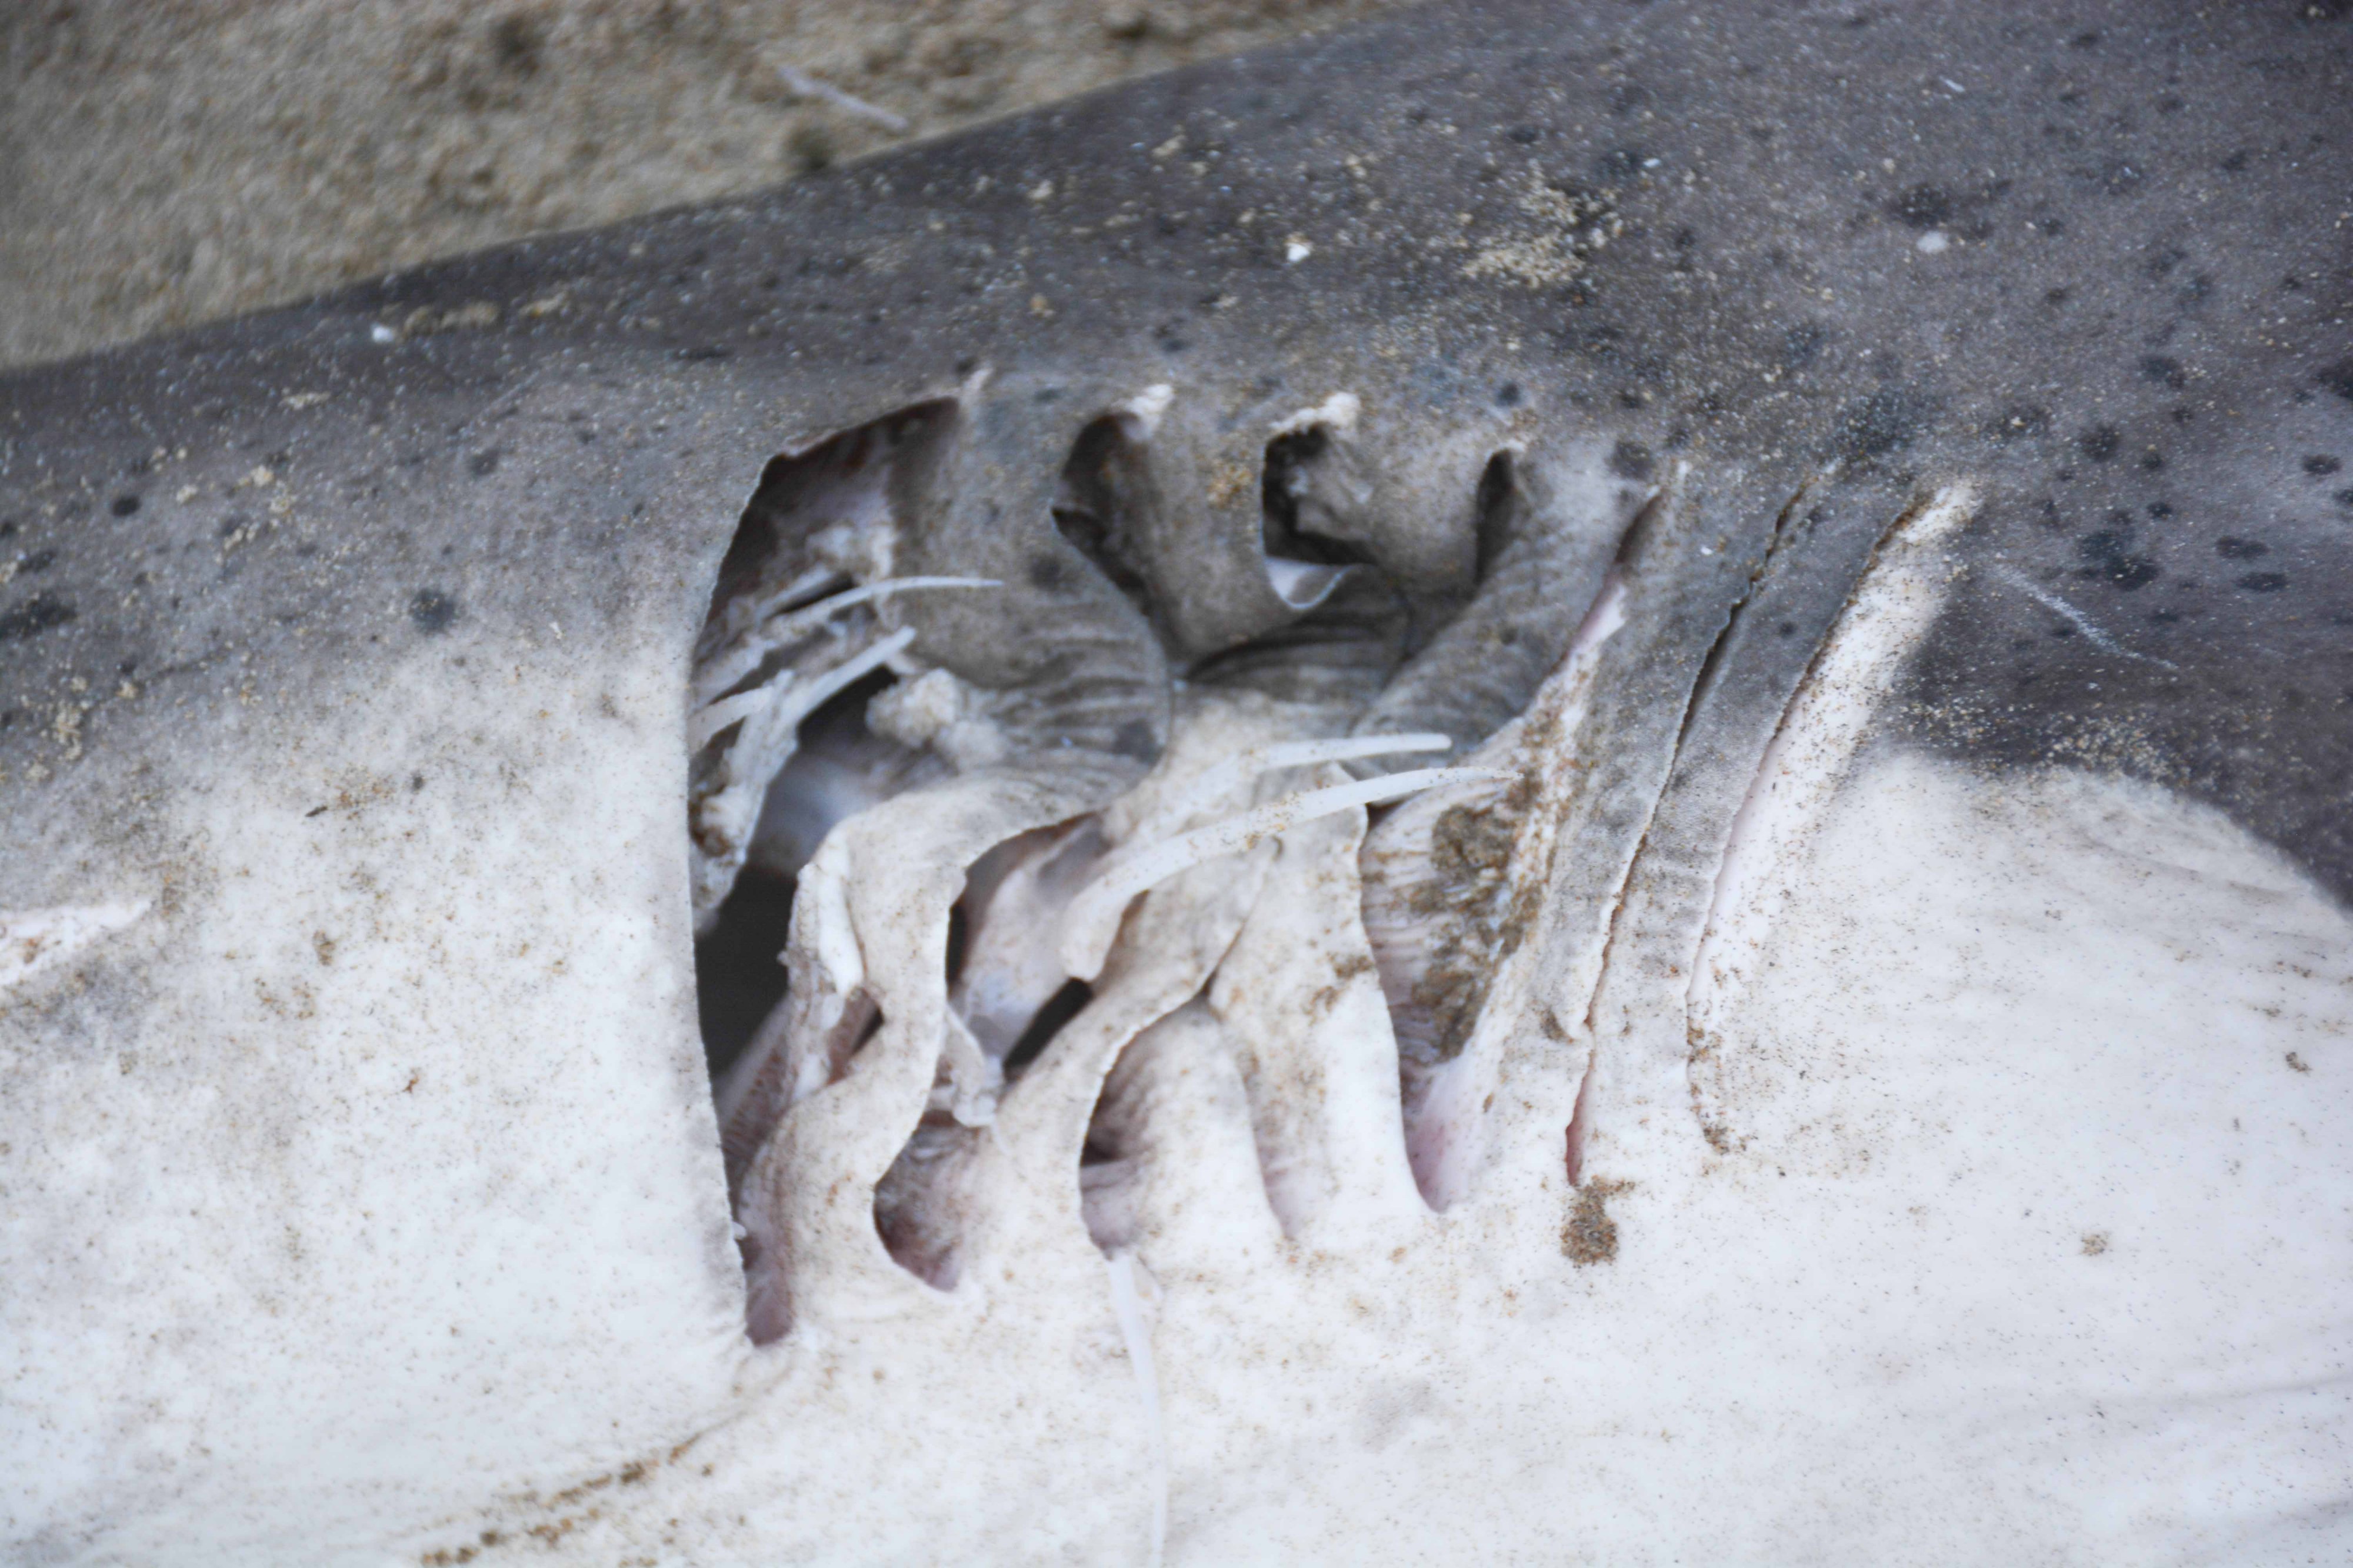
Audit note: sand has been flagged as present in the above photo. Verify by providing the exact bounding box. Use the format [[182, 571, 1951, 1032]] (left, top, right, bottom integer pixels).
[[0, 0, 1412, 369]]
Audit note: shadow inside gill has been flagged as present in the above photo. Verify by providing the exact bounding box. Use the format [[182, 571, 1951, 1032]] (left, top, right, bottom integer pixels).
[[695, 869, 797, 1082]]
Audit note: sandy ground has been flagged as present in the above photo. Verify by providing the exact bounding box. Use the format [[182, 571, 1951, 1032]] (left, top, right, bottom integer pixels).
[[0, 0, 1413, 370]]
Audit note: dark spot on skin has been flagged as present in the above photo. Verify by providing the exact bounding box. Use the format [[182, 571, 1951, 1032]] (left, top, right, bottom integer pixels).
[[21, 549, 54, 573], [1985, 405, 2051, 441], [411, 773, 426, 791], [678, 346, 732, 362], [1595, 147, 1648, 183], [1026, 555, 1068, 592], [409, 590, 460, 633], [2139, 355, 2187, 390], [1507, 124, 1542, 144], [2077, 425, 2121, 462], [467, 449, 501, 478], [1776, 620, 1797, 636], [1888, 184, 1951, 228], [2304, 455, 2342, 476], [2317, 361, 2353, 405], [2139, 449, 2165, 472], [109, 494, 141, 518], [2237, 571, 2288, 593], [2216, 536, 2269, 560], [2069, 28, 2101, 46], [1494, 381, 1522, 407], [2077, 527, 2161, 590], [2148, 502, 2173, 519], [1607, 439, 1654, 480], [2334, 488, 2353, 509], [488, 11, 541, 76], [1835, 391, 1928, 459], [2221, 149, 2250, 173], [1780, 322, 1826, 371], [0, 592, 76, 641]]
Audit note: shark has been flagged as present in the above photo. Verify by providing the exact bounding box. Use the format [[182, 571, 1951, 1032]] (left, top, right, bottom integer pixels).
[[2, 0, 2348, 1560]]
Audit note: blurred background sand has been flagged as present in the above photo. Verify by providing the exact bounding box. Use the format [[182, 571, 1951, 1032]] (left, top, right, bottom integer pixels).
[[0, 0, 1411, 369]]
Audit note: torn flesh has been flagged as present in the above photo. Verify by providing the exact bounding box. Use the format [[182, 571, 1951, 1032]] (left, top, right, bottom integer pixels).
[[723, 684, 1512, 1316], [689, 386, 1659, 1330]]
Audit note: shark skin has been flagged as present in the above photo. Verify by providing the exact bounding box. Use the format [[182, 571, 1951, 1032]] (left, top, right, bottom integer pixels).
[[2, 1, 2349, 1562]]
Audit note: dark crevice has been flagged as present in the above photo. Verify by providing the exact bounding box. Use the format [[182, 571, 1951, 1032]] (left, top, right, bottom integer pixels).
[[943, 900, 969, 986], [1472, 449, 1523, 581], [1668, 478, 1814, 758], [1563, 1026, 1597, 1187], [1052, 414, 1155, 612], [1262, 426, 1382, 571], [872, 1109, 967, 1290], [695, 869, 798, 1083], [1004, 977, 1095, 1076]]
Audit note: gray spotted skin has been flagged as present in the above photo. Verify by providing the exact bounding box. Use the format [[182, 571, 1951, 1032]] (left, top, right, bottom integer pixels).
[[2, 0, 2347, 906]]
